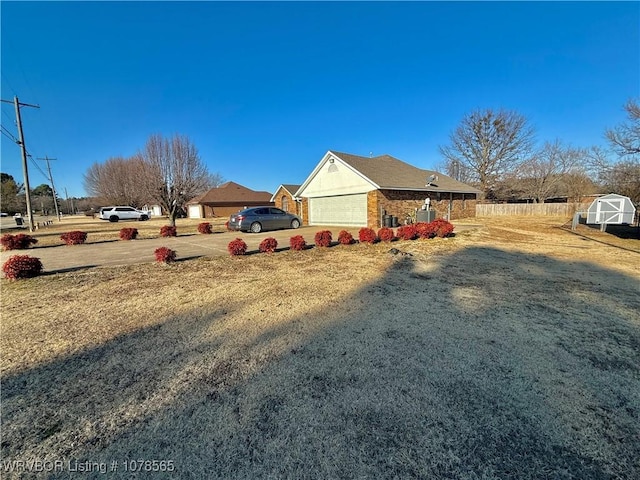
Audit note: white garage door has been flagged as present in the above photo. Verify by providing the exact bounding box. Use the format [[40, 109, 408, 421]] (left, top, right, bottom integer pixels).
[[187, 204, 202, 219], [309, 194, 367, 226]]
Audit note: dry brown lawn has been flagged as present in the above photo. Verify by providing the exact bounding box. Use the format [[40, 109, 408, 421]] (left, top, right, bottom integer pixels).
[[1, 216, 639, 479]]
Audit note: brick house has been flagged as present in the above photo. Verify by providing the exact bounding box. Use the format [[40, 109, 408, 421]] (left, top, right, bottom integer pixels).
[[271, 184, 302, 217], [186, 181, 273, 219], [294, 151, 480, 227]]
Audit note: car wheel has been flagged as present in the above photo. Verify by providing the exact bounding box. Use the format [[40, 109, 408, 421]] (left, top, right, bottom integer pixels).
[[290, 219, 300, 229], [139, 215, 148, 221], [109, 215, 119, 222], [250, 222, 262, 233]]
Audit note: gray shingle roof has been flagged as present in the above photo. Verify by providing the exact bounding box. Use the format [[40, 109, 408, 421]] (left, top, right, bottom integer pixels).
[[281, 184, 301, 195], [331, 151, 481, 194]]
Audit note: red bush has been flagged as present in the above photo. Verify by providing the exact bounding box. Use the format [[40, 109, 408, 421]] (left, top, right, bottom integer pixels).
[[228, 238, 248, 256], [2, 255, 43, 279], [432, 218, 455, 238], [119, 227, 138, 240], [314, 230, 332, 247], [358, 227, 377, 244], [338, 230, 354, 245], [160, 225, 177, 237], [1, 233, 37, 251], [377, 227, 395, 242], [60, 231, 87, 245], [154, 246, 176, 263], [415, 222, 437, 239], [197, 222, 212, 234], [259, 237, 278, 253], [289, 235, 306, 251], [396, 225, 417, 241]]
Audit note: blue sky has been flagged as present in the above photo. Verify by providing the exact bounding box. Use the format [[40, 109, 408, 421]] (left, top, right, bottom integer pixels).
[[1, 1, 638, 198]]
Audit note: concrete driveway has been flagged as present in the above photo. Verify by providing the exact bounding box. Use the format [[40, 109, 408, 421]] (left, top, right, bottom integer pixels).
[[0, 227, 349, 273], [1, 224, 480, 274]]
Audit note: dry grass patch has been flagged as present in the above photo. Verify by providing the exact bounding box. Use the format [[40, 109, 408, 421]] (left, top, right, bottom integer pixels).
[[1, 218, 639, 479]]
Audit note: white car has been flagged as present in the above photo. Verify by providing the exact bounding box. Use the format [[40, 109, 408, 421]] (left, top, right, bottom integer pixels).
[[99, 206, 150, 222]]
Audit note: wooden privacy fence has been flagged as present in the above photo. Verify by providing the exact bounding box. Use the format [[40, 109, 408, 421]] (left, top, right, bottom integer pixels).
[[476, 203, 591, 217]]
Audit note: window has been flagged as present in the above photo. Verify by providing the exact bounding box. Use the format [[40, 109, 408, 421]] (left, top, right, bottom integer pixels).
[[282, 196, 289, 212]]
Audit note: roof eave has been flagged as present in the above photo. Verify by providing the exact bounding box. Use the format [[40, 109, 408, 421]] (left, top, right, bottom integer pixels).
[[270, 184, 299, 202], [379, 186, 481, 195]]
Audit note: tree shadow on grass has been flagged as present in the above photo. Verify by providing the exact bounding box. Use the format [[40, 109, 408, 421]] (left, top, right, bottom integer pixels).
[[1, 247, 639, 479]]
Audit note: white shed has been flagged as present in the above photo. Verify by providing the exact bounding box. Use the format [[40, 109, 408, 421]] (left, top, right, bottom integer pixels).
[[586, 194, 636, 225]]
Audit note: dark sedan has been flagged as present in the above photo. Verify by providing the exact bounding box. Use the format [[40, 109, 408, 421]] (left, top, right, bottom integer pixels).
[[228, 207, 302, 233]]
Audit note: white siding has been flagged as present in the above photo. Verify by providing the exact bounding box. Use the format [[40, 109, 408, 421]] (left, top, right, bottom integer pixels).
[[309, 194, 367, 226], [302, 159, 374, 197]]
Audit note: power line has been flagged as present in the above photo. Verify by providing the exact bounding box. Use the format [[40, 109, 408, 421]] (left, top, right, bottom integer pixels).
[[27, 153, 49, 180], [1, 124, 18, 143], [1, 129, 17, 143], [2, 106, 15, 124], [1, 72, 18, 97]]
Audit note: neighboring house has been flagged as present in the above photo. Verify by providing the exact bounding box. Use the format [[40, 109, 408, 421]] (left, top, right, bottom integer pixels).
[[145, 204, 163, 217], [186, 181, 274, 219], [270, 184, 302, 216], [295, 151, 481, 227]]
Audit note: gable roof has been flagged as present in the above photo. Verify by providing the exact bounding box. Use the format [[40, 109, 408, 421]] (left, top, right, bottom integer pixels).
[[270, 184, 302, 202], [188, 181, 273, 205], [296, 151, 481, 196]]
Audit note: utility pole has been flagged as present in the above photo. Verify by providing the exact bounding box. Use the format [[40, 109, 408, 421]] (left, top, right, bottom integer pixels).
[[64, 187, 70, 215], [1, 96, 40, 231], [37, 156, 61, 220], [64, 187, 75, 215]]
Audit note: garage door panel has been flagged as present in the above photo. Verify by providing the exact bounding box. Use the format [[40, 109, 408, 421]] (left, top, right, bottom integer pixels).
[[309, 195, 367, 226], [188, 205, 202, 219]]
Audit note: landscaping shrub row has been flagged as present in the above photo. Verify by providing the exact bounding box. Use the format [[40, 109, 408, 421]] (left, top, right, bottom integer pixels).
[[5, 223, 223, 251], [226, 219, 454, 256], [2, 219, 455, 278]]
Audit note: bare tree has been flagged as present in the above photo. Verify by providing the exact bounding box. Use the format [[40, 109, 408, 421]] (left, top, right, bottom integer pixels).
[[437, 158, 476, 185], [589, 136, 640, 205], [515, 141, 588, 203], [606, 98, 640, 157], [206, 172, 225, 189], [83, 156, 150, 207], [560, 172, 598, 203], [439, 108, 535, 198], [599, 159, 640, 204], [139, 134, 212, 226]]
